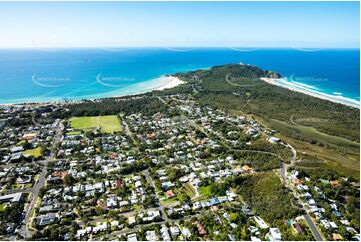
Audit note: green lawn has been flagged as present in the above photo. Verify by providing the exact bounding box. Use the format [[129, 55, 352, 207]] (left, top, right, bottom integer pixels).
[[66, 131, 82, 136], [198, 185, 212, 197], [24, 147, 42, 158], [17, 140, 26, 145], [161, 196, 179, 205], [0, 203, 6, 211], [70, 115, 122, 133]]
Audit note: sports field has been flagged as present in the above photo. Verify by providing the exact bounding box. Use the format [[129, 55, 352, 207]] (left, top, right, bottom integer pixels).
[[70, 115, 122, 133]]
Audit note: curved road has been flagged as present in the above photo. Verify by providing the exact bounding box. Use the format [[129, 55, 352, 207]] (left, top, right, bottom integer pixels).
[[279, 142, 324, 241]]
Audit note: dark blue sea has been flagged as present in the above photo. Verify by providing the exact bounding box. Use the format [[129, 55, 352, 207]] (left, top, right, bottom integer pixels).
[[0, 48, 359, 105]]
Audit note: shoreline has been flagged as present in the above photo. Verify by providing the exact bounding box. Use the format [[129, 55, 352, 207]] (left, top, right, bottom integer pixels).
[[0, 74, 359, 110], [260, 77, 360, 109], [155, 76, 185, 91], [0, 75, 186, 107]]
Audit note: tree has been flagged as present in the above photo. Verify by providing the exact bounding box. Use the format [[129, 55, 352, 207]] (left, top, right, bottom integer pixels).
[[241, 226, 248, 240], [22, 140, 32, 150], [85, 130, 95, 139], [178, 193, 190, 204], [108, 210, 119, 220], [39, 187, 48, 198], [229, 212, 239, 223], [63, 174, 76, 185]]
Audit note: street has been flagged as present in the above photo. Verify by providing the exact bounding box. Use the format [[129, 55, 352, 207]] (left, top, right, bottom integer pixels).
[[18, 121, 64, 239]]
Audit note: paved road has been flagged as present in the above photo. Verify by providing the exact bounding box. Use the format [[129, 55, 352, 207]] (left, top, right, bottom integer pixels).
[[121, 119, 135, 143], [18, 121, 64, 239], [279, 142, 324, 241], [142, 169, 170, 223], [304, 213, 323, 241]]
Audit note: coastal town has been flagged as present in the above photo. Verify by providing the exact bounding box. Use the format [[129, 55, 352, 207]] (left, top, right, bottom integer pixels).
[[0, 93, 359, 241], [0, 0, 360, 241]]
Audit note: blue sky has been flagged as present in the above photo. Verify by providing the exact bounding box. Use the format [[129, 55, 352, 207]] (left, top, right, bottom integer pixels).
[[0, 1, 359, 48]]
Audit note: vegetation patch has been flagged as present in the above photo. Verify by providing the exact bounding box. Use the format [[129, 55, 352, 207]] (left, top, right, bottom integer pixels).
[[70, 115, 122, 133], [296, 154, 359, 179], [198, 185, 212, 197], [66, 131, 82, 136], [24, 146, 42, 158], [233, 172, 298, 223], [256, 116, 360, 175], [0, 204, 6, 212], [183, 182, 196, 198]]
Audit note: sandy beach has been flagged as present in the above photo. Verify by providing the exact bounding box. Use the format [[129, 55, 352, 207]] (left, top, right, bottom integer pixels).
[[155, 76, 185, 90], [261, 77, 360, 109], [0, 75, 186, 106]]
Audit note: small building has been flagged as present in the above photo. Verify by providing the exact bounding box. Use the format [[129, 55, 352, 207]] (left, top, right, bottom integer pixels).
[[145, 230, 158, 241], [170, 226, 180, 236], [113, 179, 124, 189], [268, 137, 280, 143], [293, 223, 304, 235], [329, 222, 338, 229], [268, 227, 282, 241], [36, 213, 56, 226], [127, 233, 138, 241], [106, 196, 118, 208], [209, 198, 220, 206], [162, 181, 175, 190], [166, 190, 176, 198], [242, 165, 252, 173], [253, 216, 269, 229], [10, 152, 22, 163]]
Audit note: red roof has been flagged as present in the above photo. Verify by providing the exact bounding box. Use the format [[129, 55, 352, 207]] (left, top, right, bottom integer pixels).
[[194, 221, 206, 236], [114, 179, 124, 189], [166, 189, 176, 198]]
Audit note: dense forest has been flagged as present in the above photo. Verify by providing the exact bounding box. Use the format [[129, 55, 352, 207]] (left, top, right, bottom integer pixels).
[[50, 95, 167, 119]]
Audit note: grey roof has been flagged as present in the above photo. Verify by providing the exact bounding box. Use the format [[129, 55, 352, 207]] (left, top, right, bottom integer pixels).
[[0, 192, 22, 203]]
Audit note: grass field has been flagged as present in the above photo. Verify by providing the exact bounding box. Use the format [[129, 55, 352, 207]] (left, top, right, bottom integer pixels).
[[70, 115, 122, 133], [161, 196, 179, 205], [198, 185, 212, 197], [24, 147, 42, 158]]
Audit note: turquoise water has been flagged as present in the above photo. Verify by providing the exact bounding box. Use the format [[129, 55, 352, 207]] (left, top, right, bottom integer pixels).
[[0, 48, 359, 105]]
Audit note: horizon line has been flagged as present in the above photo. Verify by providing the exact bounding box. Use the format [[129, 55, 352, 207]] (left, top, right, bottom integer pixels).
[[0, 46, 359, 50]]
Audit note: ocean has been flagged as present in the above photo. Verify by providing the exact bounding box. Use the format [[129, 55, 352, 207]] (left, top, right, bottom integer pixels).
[[0, 48, 359, 106]]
